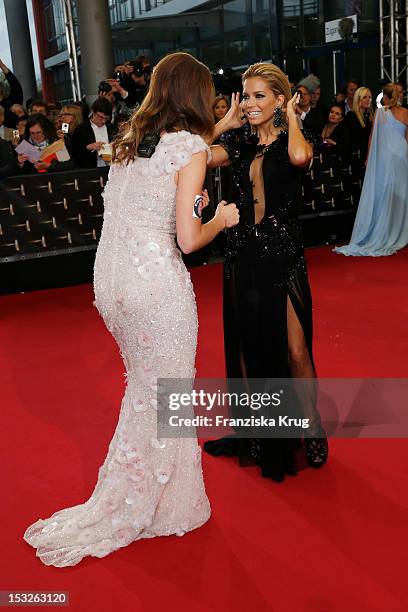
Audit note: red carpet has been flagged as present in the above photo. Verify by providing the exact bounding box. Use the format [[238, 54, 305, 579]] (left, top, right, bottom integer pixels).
[[1, 246, 408, 612]]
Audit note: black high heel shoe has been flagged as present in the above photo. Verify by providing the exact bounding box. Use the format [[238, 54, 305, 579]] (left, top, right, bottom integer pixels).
[[304, 427, 328, 468]]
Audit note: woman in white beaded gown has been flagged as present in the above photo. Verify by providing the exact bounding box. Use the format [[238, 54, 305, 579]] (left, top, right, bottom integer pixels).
[[24, 52, 239, 567]]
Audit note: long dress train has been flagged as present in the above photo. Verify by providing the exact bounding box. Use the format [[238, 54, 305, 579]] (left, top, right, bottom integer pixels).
[[23, 131, 211, 567], [335, 106, 408, 256]]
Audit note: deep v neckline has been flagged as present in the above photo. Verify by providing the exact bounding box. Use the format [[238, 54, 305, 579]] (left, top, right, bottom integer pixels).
[[255, 130, 287, 157], [249, 154, 266, 225], [249, 131, 286, 226]]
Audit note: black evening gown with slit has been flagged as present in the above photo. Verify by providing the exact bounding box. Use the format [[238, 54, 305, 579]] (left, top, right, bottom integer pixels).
[[204, 125, 322, 481]]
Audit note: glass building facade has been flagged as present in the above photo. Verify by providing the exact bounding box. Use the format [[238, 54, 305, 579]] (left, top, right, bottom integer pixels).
[[36, 0, 381, 103]]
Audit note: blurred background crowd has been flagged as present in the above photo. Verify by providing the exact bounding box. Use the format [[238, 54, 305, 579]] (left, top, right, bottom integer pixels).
[[0, 52, 406, 184]]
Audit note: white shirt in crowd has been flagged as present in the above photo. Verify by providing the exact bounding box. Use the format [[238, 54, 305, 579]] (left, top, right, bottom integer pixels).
[[90, 120, 109, 167]]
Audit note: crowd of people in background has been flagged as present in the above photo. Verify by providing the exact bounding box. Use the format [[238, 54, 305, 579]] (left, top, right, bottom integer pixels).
[[0, 52, 407, 184], [0, 54, 151, 178]]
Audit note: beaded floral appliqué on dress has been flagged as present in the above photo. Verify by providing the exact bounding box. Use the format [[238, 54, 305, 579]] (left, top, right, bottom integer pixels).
[[23, 131, 212, 567]]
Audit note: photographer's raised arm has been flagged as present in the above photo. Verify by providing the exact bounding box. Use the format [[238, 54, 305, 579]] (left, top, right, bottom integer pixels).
[[0, 59, 23, 105], [176, 151, 239, 254]]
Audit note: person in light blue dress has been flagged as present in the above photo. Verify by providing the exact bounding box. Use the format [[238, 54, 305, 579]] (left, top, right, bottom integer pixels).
[[335, 83, 408, 256]]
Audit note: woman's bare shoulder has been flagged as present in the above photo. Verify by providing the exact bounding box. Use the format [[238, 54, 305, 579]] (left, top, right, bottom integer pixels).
[[394, 106, 408, 124]]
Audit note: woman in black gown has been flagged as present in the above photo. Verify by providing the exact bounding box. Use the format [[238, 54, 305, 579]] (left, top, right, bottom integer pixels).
[[205, 63, 328, 481]]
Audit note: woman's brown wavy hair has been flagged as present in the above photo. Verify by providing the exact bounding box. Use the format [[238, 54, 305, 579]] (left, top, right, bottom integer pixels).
[[113, 52, 215, 164]]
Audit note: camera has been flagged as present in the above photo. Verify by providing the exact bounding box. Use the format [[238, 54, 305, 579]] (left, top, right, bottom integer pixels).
[[98, 80, 112, 94], [129, 61, 151, 79], [61, 123, 69, 134]]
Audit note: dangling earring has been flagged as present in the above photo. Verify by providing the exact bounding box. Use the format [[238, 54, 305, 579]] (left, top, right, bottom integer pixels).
[[273, 105, 284, 128]]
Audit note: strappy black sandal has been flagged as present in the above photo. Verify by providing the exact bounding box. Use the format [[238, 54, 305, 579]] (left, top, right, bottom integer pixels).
[[304, 427, 328, 468]]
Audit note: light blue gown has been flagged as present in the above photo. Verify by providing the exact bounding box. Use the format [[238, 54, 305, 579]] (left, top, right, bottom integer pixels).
[[335, 106, 408, 256]]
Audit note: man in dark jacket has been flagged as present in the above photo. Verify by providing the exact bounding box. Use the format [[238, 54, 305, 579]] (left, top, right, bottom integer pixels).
[[296, 85, 326, 136], [70, 98, 116, 168], [0, 137, 18, 179]]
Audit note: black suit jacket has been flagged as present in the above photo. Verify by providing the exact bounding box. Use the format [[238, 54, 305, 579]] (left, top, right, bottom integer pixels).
[[71, 120, 116, 168], [322, 122, 352, 162], [302, 106, 327, 136], [0, 137, 18, 178]]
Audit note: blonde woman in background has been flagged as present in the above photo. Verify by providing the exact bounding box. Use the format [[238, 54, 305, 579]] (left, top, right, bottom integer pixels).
[[344, 86, 374, 162], [58, 104, 83, 136], [58, 104, 84, 158], [335, 83, 408, 256]]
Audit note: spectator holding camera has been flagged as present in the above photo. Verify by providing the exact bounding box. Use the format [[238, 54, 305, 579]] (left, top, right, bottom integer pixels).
[[10, 114, 28, 147], [57, 104, 84, 156], [98, 80, 120, 106], [97, 79, 132, 125], [121, 58, 151, 109], [58, 105, 83, 134], [135, 55, 152, 84], [70, 98, 115, 168]]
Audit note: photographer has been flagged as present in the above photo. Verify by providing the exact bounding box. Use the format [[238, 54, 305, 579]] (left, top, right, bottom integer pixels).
[[97, 79, 132, 125], [114, 58, 151, 110]]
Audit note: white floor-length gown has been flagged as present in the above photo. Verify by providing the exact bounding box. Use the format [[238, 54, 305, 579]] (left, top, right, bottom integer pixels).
[[24, 131, 212, 567]]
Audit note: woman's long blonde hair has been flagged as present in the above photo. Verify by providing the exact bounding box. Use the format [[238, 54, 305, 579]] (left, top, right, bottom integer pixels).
[[352, 87, 374, 127], [114, 52, 215, 164], [242, 62, 292, 126], [61, 104, 83, 133]]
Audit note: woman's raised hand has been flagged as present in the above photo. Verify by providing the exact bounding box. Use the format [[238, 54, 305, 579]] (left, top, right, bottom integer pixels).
[[222, 92, 247, 131], [215, 200, 240, 228], [286, 91, 301, 120]]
